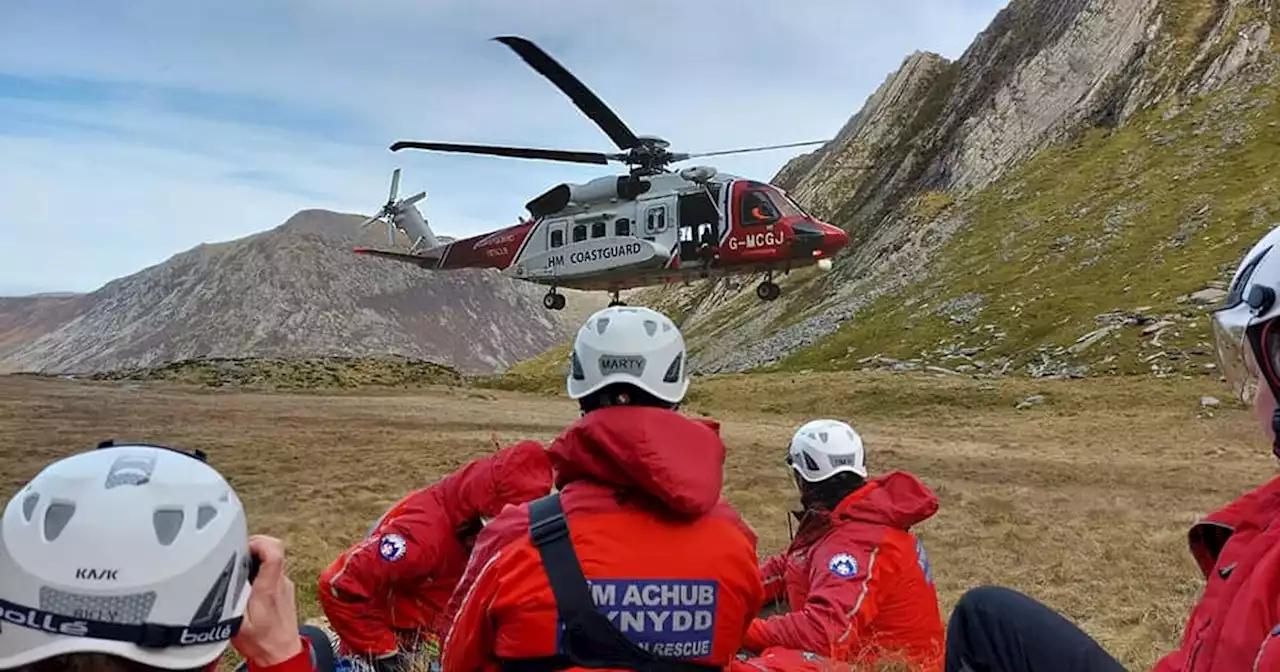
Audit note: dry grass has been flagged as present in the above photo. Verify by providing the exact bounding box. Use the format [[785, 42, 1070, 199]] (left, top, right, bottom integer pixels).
[[0, 373, 1271, 671]]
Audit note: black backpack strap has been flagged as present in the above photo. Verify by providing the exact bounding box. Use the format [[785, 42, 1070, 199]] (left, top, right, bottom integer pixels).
[[527, 493, 596, 622], [498, 493, 719, 672]]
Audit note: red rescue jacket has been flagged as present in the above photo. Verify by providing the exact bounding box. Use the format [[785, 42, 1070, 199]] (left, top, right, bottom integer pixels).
[[743, 471, 944, 671], [441, 406, 766, 672], [1151, 473, 1280, 672], [317, 442, 553, 657]]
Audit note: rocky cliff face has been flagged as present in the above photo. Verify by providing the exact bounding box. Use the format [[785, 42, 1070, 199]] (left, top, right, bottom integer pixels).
[[0, 210, 607, 375], [639, 0, 1280, 377]]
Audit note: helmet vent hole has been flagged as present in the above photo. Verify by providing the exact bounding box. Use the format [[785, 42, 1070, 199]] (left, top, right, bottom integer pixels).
[[153, 508, 185, 546], [43, 502, 76, 541], [818, 431, 829, 442], [596, 317, 610, 335], [643, 320, 657, 337], [802, 451, 821, 473], [662, 354, 683, 383], [21, 493, 38, 522], [196, 504, 219, 530]]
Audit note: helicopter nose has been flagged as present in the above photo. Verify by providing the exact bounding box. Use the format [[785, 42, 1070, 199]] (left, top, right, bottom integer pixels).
[[821, 223, 849, 251]]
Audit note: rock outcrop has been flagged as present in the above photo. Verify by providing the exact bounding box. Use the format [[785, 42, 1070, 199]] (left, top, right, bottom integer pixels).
[[637, 0, 1279, 377], [0, 210, 608, 375]]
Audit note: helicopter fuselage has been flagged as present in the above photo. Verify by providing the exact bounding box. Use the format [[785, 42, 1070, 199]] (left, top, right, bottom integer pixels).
[[403, 170, 848, 296]]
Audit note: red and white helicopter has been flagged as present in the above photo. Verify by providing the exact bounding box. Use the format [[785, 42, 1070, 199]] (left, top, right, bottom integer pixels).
[[354, 36, 849, 311]]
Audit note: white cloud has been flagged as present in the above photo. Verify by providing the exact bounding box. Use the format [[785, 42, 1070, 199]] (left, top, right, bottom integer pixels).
[[0, 0, 1009, 295]]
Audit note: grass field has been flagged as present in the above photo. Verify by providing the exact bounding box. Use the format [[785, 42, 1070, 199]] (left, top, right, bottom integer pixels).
[[0, 372, 1270, 671]]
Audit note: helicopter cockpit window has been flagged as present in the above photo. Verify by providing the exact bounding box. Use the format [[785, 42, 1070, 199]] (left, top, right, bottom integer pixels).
[[591, 221, 607, 238], [572, 224, 588, 243], [549, 228, 565, 248], [615, 218, 632, 236], [741, 191, 780, 226]]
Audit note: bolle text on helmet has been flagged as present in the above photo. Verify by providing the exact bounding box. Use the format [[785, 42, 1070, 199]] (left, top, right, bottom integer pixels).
[[0, 605, 91, 637], [599, 354, 646, 376], [179, 623, 235, 645]]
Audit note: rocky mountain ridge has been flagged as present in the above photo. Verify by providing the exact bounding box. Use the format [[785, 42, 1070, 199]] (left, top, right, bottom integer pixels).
[[0, 210, 608, 375], [631, 0, 1280, 380]]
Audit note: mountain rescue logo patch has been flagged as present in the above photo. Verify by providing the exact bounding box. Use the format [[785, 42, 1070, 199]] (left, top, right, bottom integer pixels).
[[379, 533, 407, 562], [827, 553, 858, 578]]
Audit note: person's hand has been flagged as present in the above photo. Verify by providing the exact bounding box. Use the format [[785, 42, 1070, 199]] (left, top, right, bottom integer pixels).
[[232, 535, 304, 667]]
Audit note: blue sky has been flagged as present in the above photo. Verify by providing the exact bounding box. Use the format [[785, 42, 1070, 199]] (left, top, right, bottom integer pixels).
[[0, 0, 1008, 296]]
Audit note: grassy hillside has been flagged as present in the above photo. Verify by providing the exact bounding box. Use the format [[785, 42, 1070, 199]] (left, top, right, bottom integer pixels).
[[769, 79, 1280, 377]]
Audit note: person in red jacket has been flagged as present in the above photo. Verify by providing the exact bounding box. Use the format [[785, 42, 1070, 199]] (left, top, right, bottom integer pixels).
[[318, 441, 553, 672], [440, 305, 766, 672], [944, 224, 1280, 672], [739, 419, 944, 671]]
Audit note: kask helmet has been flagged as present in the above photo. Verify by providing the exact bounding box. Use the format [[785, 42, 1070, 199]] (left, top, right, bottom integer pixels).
[[566, 306, 689, 404], [1212, 224, 1280, 410], [0, 442, 253, 670], [787, 419, 868, 483]]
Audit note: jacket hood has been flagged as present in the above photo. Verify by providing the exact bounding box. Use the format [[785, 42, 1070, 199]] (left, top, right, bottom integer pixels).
[[549, 406, 726, 518], [438, 440, 554, 527], [1189, 473, 1280, 576], [833, 470, 939, 529]]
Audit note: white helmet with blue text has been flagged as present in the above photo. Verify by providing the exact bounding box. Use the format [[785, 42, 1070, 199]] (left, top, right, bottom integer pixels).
[[566, 306, 689, 404], [0, 442, 253, 670], [787, 419, 868, 482]]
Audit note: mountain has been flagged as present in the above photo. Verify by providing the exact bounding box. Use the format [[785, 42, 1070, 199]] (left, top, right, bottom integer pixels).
[[0, 210, 609, 375], [635, 0, 1278, 379]]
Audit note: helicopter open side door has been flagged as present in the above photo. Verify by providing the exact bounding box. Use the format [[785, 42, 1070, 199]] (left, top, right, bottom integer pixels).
[[676, 183, 723, 265]]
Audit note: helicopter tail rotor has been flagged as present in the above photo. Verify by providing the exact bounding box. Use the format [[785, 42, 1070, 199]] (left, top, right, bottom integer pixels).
[[360, 168, 436, 250]]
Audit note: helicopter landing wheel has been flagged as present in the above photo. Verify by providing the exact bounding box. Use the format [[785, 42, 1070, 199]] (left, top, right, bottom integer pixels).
[[756, 280, 781, 302], [608, 290, 626, 307], [543, 290, 566, 311]]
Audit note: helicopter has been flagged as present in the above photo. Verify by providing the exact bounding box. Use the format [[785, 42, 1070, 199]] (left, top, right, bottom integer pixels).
[[353, 35, 850, 311]]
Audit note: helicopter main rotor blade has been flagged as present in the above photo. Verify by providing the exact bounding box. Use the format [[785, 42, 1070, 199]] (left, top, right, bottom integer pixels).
[[681, 140, 830, 160], [493, 36, 640, 151], [390, 140, 612, 165]]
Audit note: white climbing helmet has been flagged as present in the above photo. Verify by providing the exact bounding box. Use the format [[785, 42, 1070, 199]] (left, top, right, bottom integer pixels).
[[0, 442, 253, 670], [1212, 224, 1280, 406], [566, 306, 689, 404], [787, 419, 868, 482]]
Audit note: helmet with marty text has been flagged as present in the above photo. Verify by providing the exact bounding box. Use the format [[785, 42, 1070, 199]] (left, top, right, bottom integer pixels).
[[566, 305, 690, 404], [0, 441, 253, 670]]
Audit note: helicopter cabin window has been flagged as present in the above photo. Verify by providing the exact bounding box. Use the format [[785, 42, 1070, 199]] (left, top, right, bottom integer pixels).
[[741, 190, 781, 226], [615, 218, 632, 236], [591, 221, 607, 238], [549, 227, 565, 249], [644, 206, 668, 235], [572, 223, 588, 243]]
